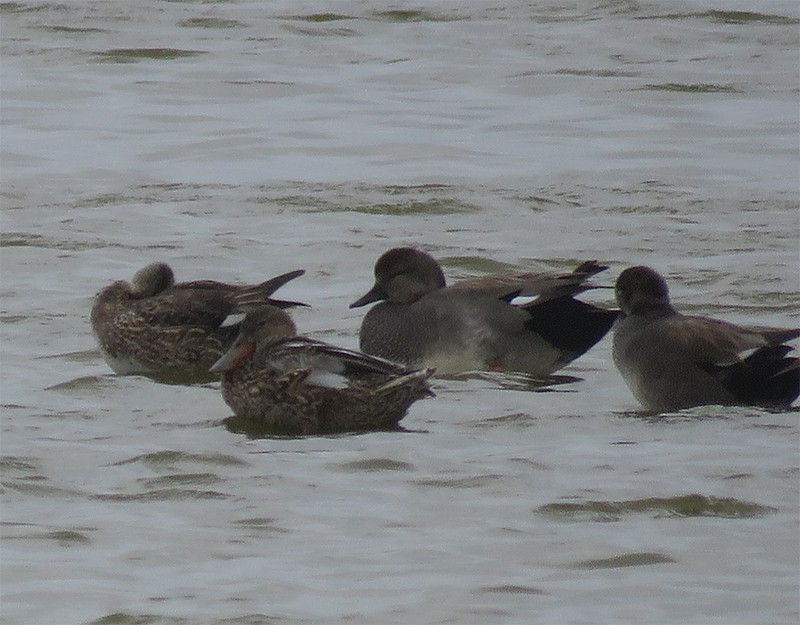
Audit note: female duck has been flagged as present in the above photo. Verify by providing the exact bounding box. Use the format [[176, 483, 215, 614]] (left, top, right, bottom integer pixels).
[[612, 265, 799, 411], [91, 262, 305, 381], [211, 306, 434, 435]]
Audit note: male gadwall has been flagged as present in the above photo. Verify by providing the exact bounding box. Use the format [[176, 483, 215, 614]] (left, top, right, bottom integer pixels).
[[210, 306, 434, 435], [612, 265, 799, 411], [349, 247, 617, 376], [91, 261, 305, 380]]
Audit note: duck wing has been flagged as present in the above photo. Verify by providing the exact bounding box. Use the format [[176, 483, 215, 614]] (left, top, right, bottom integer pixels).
[[129, 288, 235, 329], [177, 269, 307, 310], [266, 337, 417, 379], [709, 344, 799, 406], [663, 315, 798, 366], [448, 261, 609, 301]]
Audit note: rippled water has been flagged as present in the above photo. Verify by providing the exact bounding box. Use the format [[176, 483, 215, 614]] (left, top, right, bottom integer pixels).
[[1, 1, 798, 624]]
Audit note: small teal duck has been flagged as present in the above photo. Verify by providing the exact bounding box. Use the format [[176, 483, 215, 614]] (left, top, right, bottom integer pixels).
[[349, 247, 617, 376], [210, 306, 434, 435], [91, 262, 305, 381], [612, 265, 800, 411]]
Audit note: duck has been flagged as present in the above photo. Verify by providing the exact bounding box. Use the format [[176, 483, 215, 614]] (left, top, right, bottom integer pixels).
[[349, 247, 618, 376], [91, 261, 306, 381], [612, 265, 800, 411], [210, 306, 434, 435]]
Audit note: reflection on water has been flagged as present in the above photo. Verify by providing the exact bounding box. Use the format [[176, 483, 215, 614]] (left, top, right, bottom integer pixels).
[[1, 1, 798, 624]]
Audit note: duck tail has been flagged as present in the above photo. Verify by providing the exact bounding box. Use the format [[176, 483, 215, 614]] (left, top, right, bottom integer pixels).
[[235, 269, 308, 310], [524, 297, 619, 358], [762, 327, 800, 345], [374, 368, 436, 395], [718, 345, 800, 407], [571, 260, 609, 278], [534, 260, 611, 301]]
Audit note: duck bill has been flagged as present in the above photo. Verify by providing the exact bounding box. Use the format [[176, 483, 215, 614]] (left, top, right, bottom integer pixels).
[[210, 341, 255, 374], [349, 284, 386, 308]]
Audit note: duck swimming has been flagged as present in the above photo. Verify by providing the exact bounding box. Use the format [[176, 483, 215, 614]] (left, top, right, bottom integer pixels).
[[612, 265, 799, 411], [211, 306, 434, 435], [91, 261, 305, 381], [350, 247, 617, 376]]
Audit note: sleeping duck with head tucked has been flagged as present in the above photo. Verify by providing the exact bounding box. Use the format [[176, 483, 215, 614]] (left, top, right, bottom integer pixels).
[[91, 261, 306, 382]]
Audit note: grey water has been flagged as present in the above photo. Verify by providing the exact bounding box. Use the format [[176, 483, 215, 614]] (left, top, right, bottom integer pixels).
[[1, 1, 798, 624]]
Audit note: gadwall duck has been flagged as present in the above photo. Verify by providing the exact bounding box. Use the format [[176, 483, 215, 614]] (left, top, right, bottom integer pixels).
[[210, 306, 434, 435], [612, 265, 799, 411], [91, 262, 305, 381], [349, 247, 617, 376]]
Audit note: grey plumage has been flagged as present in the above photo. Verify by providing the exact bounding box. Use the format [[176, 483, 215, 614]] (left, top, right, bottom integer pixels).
[[612, 265, 799, 411], [350, 247, 617, 376]]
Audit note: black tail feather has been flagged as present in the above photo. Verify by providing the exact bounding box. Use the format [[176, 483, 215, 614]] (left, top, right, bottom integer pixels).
[[712, 345, 800, 407], [258, 269, 306, 297], [235, 270, 307, 309], [523, 297, 619, 358]]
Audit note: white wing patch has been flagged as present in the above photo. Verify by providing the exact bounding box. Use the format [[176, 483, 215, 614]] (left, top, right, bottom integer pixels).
[[305, 369, 349, 389]]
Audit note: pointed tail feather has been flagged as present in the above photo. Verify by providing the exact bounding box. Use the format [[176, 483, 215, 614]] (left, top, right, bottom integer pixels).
[[374, 368, 436, 395], [571, 260, 609, 278], [234, 269, 307, 309], [533, 260, 611, 302], [258, 269, 306, 296]]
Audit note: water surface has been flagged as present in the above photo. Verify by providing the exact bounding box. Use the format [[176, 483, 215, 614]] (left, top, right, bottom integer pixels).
[[1, 1, 798, 624]]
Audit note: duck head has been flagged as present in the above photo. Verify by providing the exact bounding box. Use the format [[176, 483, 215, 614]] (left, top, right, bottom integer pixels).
[[350, 247, 446, 307]]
